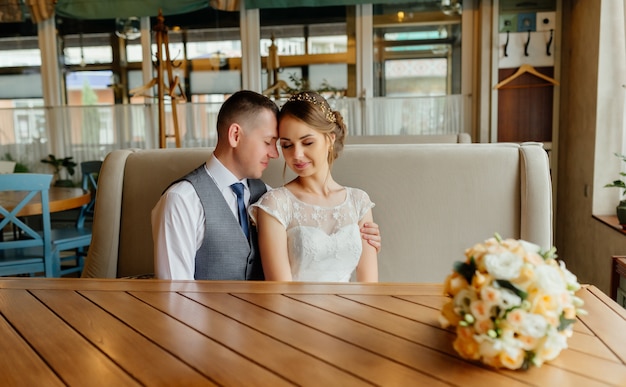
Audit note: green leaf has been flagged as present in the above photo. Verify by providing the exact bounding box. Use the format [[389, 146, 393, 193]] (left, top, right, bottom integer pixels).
[[495, 279, 528, 300], [453, 258, 476, 284], [558, 315, 577, 331]]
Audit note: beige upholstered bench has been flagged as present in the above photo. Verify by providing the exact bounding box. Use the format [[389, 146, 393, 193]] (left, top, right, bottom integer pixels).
[[346, 133, 471, 144], [82, 142, 552, 283]]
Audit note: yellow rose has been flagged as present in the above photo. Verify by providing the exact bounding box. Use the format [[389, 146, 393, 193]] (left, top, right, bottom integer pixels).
[[453, 327, 481, 360], [474, 317, 495, 335], [524, 252, 544, 266], [502, 239, 525, 256], [516, 334, 539, 351], [482, 355, 503, 369], [470, 299, 491, 321], [499, 347, 525, 370], [506, 308, 526, 327], [440, 300, 462, 327], [472, 271, 492, 291], [511, 264, 536, 287], [530, 292, 557, 315], [480, 285, 501, 307], [444, 272, 469, 297], [465, 243, 487, 260], [542, 310, 560, 328]]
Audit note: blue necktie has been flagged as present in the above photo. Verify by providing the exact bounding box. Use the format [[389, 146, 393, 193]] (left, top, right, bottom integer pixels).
[[230, 182, 249, 239]]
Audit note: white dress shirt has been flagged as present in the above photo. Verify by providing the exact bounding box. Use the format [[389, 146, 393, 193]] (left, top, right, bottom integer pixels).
[[152, 155, 252, 280]]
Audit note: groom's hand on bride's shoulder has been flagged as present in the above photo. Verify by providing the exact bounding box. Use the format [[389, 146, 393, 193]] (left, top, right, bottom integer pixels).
[[360, 222, 382, 253]]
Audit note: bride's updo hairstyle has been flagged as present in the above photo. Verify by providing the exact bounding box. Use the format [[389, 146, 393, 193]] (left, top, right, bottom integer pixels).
[[280, 91, 347, 168]]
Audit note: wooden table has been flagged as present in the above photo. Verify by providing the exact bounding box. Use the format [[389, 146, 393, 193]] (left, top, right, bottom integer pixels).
[[0, 279, 624, 386], [0, 187, 91, 216]]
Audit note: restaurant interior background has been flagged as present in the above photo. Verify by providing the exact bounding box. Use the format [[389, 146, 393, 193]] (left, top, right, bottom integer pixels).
[[0, 0, 625, 297]]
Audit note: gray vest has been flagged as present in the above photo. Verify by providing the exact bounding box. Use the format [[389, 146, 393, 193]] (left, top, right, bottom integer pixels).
[[179, 166, 267, 280]]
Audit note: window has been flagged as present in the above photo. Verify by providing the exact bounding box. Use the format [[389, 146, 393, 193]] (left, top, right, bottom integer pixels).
[[373, 2, 462, 97], [260, 6, 353, 97], [62, 33, 113, 66]]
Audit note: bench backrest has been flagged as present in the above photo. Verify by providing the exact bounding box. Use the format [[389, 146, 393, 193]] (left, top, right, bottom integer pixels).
[[82, 142, 552, 282]]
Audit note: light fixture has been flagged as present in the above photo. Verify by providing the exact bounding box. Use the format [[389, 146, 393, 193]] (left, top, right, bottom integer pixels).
[[115, 17, 141, 40], [441, 0, 462, 16], [79, 32, 85, 67]]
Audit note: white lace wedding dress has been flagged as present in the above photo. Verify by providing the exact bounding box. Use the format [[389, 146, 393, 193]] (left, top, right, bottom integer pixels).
[[250, 187, 374, 282]]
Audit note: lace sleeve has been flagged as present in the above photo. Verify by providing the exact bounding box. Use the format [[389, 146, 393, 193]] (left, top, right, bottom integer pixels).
[[249, 188, 291, 228], [350, 188, 375, 220]]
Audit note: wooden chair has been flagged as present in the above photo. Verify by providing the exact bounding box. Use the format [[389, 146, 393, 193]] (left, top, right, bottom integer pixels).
[[0, 174, 54, 277]]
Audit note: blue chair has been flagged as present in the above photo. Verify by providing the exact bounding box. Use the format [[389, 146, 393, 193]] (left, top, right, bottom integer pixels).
[[0, 174, 92, 277], [76, 160, 102, 228], [0, 174, 54, 277]]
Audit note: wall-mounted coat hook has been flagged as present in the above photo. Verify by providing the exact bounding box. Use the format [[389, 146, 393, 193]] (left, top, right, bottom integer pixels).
[[524, 30, 531, 56], [546, 29, 554, 56], [504, 30, 510, 57]]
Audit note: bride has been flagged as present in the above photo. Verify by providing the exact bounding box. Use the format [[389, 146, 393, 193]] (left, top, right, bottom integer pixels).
[[250, 91, 378, 282]]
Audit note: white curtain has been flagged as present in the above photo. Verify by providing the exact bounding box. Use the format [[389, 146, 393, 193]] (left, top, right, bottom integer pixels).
[[0, 96, 464, 180], [362, 95, 463, 135]]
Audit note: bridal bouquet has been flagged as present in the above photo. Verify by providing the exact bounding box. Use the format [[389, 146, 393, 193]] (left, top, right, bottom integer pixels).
[[439, 234, 585, 370]]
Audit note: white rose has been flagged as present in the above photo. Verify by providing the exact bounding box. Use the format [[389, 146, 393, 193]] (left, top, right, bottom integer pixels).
[[535, 264, 566, 294], [498, 288, 522, 309], [454, 288, 477, 314], [520, 313, 548, 338], [476, 336, 502, 358], [539, 330, 568, 361], [485, 252, 524, 280], [519, 240, 541, 254]]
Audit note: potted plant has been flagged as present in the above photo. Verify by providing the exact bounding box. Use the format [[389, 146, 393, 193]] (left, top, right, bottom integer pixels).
[[41, 154, 77, 187], [1, 153, 29, 172], [604, 153, 626, 227]]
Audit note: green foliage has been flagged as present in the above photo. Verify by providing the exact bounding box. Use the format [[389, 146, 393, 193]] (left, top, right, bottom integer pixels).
[[40, 154, 77, 177], [453, 257, 476, 284], [605, 153, 626, 196], [287, 73, 309, 93], [285, 73, 345, 97]]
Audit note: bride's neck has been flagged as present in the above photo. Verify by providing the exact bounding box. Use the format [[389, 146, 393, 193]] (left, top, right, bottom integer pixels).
[[294, 175, 338, 197]]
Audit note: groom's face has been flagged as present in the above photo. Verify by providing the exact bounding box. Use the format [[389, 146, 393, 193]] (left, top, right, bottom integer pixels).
[[237, 108, 279, 179]]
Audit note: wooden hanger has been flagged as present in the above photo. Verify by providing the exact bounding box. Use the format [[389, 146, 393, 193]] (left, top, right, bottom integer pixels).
[[495, 64, 559, 89], [262, 79, 291, 97]]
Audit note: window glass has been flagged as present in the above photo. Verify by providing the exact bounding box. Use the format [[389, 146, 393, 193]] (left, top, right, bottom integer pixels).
[[260, 6, 353, 98], [63, 33, 113, 65], [385, 58, 447, 96], [0, 74, 43, 99], [373, 2, 462, 97], [0, 36, 40, 67], [65, 71, 114, 106], [4, 99, 46, 145], [186, 25, 242, 99]]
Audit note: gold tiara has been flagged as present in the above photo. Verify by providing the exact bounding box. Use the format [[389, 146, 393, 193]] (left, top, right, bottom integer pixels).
[[287, 92, 336, 123]]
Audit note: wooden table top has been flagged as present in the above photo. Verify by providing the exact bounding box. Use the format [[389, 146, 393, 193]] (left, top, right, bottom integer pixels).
[[0, 279, 624, 386], [0, 187, 91, 216]]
